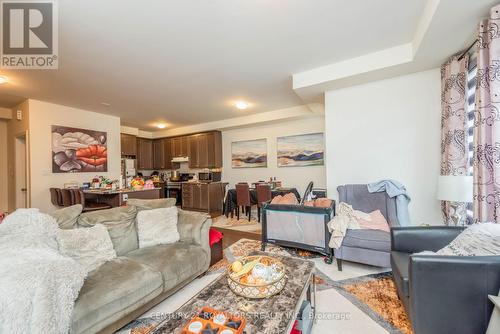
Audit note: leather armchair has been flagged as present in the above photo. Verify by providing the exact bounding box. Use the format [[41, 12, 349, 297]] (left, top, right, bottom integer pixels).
[[391, 226, 500, 334]]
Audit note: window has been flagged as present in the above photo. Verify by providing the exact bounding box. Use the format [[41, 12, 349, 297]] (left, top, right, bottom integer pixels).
[[466, 52, 477, 222]]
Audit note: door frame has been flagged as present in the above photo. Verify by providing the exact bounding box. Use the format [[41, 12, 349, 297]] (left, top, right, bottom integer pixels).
[[14, 131, 30, 208]]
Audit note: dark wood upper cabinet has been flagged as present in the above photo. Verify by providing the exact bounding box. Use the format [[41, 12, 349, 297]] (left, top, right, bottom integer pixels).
[[134, 131, 221, 170], [121, 134, 137, 156], [188, 131, 222, 168], [136, 138, 153, 170], [153, 139, 165, 169], [163, 138, 179, 170], [171, 136, 189, 158], [188, 135, 200, 168]]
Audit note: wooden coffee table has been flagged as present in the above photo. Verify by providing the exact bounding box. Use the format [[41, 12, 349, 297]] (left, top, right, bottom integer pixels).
[[151, 251, 316, 334]]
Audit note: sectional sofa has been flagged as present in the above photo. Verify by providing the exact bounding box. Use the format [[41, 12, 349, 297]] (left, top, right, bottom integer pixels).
[[52, 199, 212, 334]]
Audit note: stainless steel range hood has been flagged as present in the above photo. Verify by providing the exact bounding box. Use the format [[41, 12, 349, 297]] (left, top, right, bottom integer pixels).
[[171, 156, 189, 163]]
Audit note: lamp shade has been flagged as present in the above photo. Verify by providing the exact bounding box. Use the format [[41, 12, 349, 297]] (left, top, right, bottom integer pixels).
[[437, 175, 473, 202]]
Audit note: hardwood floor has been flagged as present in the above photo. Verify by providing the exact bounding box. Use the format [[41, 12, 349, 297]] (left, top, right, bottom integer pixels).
[[212, 225, 262, 249]]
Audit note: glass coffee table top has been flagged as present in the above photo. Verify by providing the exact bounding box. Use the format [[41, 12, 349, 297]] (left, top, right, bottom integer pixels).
[[151, 251, 315, 334]]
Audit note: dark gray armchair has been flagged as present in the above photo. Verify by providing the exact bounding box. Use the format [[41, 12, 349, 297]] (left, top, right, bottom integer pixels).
[[335, 184, 401, 270], [391, 226, 500, 334]]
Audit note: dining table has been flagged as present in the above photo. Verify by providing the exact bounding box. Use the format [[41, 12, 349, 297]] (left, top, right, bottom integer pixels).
[[223, 187, 301, 217]]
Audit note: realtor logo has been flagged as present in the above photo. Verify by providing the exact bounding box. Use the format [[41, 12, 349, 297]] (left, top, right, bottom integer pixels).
[[1, 0, 58, 69]]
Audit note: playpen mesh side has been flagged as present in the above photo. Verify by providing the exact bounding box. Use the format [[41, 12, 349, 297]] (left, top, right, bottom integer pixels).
[[265, 209, 326, 248]]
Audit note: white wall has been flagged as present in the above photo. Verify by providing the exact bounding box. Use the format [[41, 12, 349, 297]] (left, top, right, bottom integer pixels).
[[221, 116, 325, 196], [325, 68, 442, 225], [28, 100, 121, 213]]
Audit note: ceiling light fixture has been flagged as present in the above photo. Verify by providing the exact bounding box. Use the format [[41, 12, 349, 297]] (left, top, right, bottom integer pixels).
[[157, 124, 167, 129], [235, 101, 249, 110], [0, 76, 8, 84]]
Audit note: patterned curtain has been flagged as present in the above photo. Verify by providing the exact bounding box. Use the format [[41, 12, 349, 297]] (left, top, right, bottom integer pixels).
[[473, 5, 500, 223], [440, 55, 469, 225]]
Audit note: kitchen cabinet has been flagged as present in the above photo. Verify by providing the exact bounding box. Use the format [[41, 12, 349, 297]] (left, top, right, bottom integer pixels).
[[181, 182, 224, 216], [163, 138, 179, 170], [171, 136, 189, 158], [188, 131, 222, 168], [121, 134, 137, 156], [153, 139, 165, 169], [137, 138, 153, 170]]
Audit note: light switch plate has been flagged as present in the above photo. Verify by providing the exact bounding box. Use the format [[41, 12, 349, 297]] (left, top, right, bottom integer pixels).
[[16, 110, 22, 120]]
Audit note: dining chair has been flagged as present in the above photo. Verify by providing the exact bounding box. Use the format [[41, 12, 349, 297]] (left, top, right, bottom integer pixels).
[[235, 183, 251, 220], [256, 184, 272, 222]]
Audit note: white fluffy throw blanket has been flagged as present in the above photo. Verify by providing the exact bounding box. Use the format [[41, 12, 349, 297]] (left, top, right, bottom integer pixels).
[[0, 209, 87, 334]]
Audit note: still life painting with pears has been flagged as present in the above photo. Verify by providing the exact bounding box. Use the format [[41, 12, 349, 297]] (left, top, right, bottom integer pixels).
[[51, 125, 108, 173]]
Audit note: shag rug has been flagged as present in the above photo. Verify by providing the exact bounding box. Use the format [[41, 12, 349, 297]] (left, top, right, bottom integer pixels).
[[118, 239, 411, 334], [333, 272, 413, 334]]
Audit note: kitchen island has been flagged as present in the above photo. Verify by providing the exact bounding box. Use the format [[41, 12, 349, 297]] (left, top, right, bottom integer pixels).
[[181, 181, 226, 217], [83, 188, 162, 208]]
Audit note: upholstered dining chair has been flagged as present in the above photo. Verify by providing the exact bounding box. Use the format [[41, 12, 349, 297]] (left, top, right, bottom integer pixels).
[[235, 183, 251, 220], [256, 184, 272, 222]]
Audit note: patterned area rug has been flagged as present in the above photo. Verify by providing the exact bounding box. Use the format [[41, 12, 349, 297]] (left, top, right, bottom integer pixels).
[[212, 215, 260, 227], [333, 272, 413, 334], [118, 239, 411, 334]]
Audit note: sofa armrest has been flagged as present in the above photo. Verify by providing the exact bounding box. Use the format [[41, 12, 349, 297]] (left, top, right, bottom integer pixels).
[[177, 209, 212, 252], [391, 226, 464, 253], [409, 255, 500, 334]]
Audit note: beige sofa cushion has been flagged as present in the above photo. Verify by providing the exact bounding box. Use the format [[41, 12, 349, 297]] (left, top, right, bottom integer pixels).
[[51, 204, 83, 229], [125, 241, 209, 292], [78, 206, 138, 256], [127, 198, 176, 211], [57, 224, 116, 273], [137, 207, 180, 248], [71, 257, 162, 334]]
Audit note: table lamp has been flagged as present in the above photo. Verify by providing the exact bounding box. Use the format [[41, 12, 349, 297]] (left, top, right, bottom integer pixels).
[[437, 175, 473, 225]]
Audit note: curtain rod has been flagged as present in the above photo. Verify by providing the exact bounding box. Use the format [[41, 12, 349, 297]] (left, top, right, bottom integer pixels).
[[458, 39, 478, 61]]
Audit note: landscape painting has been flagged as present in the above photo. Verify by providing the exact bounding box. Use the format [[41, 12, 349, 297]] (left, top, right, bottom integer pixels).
[[277, 133, 324, 167], [231, 139, 267, 168], [52, 125, 108, 173]]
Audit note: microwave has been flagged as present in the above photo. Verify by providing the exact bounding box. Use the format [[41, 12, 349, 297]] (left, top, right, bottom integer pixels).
[[198, 172, 221, 182]]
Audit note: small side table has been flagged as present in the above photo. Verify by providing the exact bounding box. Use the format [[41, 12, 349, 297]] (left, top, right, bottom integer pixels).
[[487, 293, 500, 334]]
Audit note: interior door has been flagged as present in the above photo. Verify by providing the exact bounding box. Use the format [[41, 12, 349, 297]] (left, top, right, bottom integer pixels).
[[15, 134, 27, 209]]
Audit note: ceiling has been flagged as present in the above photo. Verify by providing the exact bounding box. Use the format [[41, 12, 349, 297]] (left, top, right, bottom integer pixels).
[[0, 0, 494, 130]]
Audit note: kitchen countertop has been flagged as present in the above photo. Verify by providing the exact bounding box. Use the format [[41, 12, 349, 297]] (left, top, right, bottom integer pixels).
[[83, 188, 162, 195]]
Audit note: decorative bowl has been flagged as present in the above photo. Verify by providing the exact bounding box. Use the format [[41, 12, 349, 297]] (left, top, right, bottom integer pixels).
[[227, 255, 286, 299]]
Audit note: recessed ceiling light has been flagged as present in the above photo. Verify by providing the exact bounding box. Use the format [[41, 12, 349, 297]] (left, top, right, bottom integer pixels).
[[157, 124, 167, 129], [235, 101, 249, 110], [0, 76, 8, 84], [101, 102, 111, 107]]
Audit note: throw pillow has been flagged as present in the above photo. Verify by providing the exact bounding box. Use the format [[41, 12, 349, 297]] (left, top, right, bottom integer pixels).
[[356, 210, 390, 232], [270, 195, 283, 204], [137, 206, 180, 248], [57, 224, 116, 273], [314, 198, 333, 208], [127, 198, 176, 211], [77, 206, 138, 256], [436, 223, 500, 256], [50, 204, 83, 229]]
